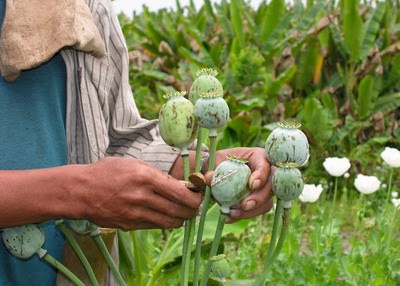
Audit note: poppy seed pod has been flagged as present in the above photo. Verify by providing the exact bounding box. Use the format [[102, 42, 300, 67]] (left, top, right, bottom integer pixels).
[[265, 122, 309, 167], [272, 166, 304, 202], [210, 254, 230, 282], [189, 68, 223, 104], [66, 219, 98, 235], [2, 225, 45, 259], [195, 91, 229, 131], [159, 91, 198, 149], [211, 156, 251, 214]]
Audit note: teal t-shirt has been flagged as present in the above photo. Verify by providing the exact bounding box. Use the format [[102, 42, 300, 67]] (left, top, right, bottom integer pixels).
[[0, 0, 68, 285]]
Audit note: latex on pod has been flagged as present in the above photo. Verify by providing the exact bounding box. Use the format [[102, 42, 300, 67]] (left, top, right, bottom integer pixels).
[[211, 156, 251, 214]]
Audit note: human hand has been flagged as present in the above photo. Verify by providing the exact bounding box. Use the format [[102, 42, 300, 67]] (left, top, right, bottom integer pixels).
[[206, 147, 274, 223], [75, 157, 202, 230]]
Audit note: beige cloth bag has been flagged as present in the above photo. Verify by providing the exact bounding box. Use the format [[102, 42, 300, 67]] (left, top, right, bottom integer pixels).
[[0, 0, 106, 81]]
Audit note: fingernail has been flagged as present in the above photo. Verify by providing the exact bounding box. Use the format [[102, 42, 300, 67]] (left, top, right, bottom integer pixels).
[[244, 200, 256, 211], [229, 209, 241, 219], [250, 179, 261, 190]]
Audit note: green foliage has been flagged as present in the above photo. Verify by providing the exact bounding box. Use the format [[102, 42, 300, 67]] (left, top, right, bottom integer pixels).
[[116, 1, 400, 283]]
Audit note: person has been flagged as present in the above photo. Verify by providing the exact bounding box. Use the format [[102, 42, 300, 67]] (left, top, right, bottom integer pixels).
[[0, 0, 273, 285]]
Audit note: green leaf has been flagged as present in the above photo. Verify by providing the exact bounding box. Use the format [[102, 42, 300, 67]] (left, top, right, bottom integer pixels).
[[298, 97, 333, 145], [383, 54, 400, 92], [260, 0, 286, 43], [262, 13, 292, 55], [203, 203, 250, 240], [360, 2, 386, 61], [267, 65, 297, 97], [294, 2, 325, 33], [373, 92, 400, 115], [329, 21, 350, 59], [329, 115, 370, 146], [294, 37, 320, 90], [342, 0, 363, 62], [177, 47, 204, 66], [357, 75, 375, 120], [117, 230, 135, 276], [230, 0, 245, 48], [142, 70, 171, 81]]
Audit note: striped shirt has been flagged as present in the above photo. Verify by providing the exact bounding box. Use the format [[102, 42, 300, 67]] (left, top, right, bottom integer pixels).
[[61, 0, 180, 171]]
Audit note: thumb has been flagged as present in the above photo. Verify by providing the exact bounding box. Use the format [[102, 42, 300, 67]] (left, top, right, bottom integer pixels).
[[204, 171, 214, 186]]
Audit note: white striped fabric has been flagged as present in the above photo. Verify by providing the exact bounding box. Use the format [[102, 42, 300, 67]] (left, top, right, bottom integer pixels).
[[60, 0, 181, 172]]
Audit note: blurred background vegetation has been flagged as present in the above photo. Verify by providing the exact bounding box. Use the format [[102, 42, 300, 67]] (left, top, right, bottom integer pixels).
[[115, 0, 400, 284]]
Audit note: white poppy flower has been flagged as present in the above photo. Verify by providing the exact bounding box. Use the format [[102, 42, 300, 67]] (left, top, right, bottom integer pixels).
[[381, 147, 400, 168], [323, 157, 351, 177], [299, 184, 324, 203], [392, 198, 400, 209], [392, 192, 399, 198], [354, 174, 381, 194]]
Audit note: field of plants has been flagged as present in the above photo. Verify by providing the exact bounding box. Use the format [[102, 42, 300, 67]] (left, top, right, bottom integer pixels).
[[115, 0, 400, 285]]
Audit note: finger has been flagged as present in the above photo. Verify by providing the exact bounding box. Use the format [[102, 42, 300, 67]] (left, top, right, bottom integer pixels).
[[153, 174, 203, 209], [241, 170, 274, 212], [146, 193, 199, 219], [247, 149, 271, 192], [204, 171, 213, 186], [228, 199, 273, 222], [127, 206, 185, 230]]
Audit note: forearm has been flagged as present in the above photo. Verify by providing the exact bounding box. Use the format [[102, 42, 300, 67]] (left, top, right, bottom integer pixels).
[[0, 165, 86, 228]]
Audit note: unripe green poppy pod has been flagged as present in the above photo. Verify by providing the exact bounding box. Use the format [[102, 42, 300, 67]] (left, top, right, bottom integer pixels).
[[194, 91, 229, 130], [265, 122, 309, 167], [211, 156, 251, 214], [189, 68, 223, 104], [210, 254, 230, 282], [272, 166, 304, 202], [159, 91, 198, 149], [67, 219, 98, 235], [2, 225, 45, 259]]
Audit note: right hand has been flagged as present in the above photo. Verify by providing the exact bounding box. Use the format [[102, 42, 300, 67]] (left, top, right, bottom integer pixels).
[[74, 157, 202, 231]]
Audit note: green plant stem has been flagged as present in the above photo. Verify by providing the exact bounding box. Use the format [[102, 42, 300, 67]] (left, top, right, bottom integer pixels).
[[181, 149, 195, 286], [193, 134, 218, 286], [91, 229, 127, 286], [386, 204, 398, 251], [131, 231, 143, 286], [200, 212, 227, 286], [147, 234, 184, 286], [37, 248, 85, 286], [256, 198, 284, 286], [55, 220, 99, 286], [328, 177, 339, 236], [271, 208, 291, 261], [194, 128, 206, 172], [384, 168, 394, 211]]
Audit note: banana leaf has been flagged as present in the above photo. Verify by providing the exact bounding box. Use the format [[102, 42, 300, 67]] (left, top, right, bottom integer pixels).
[[357, 75, 375, 120], [360, 2, 386, 61], [342, 0, 363, 62]]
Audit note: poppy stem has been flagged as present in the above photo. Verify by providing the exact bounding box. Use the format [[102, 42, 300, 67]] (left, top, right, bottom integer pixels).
[[255, 198, 283, 286], [193, 134, 218, 286], [328, 177, 338, 236], [199, 212, 227, 286]]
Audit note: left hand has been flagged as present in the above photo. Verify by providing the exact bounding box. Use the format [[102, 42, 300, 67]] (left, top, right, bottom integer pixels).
[[205, 147, 274, 223]]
